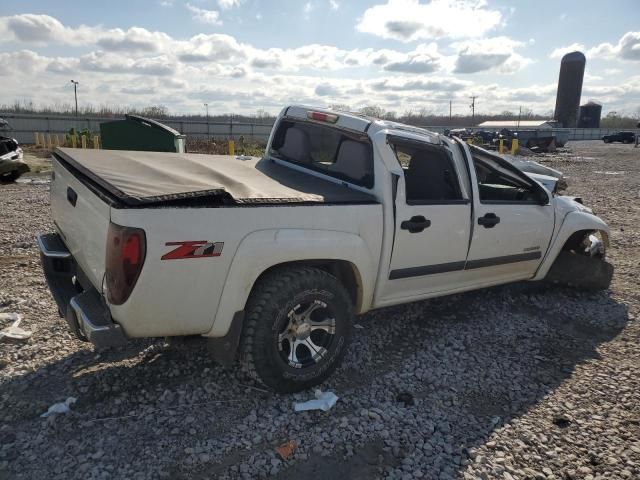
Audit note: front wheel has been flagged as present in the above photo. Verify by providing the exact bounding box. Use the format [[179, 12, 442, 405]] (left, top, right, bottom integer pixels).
[[0, 171, 21, 183], [545, 251, 613, 290], [240, 266, 352, 393]]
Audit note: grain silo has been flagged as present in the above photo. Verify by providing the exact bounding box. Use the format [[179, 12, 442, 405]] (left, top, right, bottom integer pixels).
[[577, 101, 602, 128], [553, 51, 586, 128]]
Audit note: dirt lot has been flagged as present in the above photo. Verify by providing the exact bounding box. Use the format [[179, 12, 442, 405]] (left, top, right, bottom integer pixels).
[[0, 141, 639, 480]]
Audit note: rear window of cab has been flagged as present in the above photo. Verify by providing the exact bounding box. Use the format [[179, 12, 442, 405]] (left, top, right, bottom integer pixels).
[[270, 119, 374, 188]]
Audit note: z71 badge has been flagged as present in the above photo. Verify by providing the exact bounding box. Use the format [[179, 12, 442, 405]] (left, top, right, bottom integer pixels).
[[161, 241, 224, 260]]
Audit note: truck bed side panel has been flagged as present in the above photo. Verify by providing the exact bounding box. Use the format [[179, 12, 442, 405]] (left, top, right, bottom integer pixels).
[[109, 203, 383, 337]]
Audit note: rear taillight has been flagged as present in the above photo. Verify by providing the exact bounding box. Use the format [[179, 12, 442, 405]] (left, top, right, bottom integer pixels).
[[105, 222, 146, 305]]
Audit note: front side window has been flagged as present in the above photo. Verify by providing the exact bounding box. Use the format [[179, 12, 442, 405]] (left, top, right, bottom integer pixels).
[[390, 138, 463, 204], [472, 152, 540, 203], [270, 120, 374, 188]]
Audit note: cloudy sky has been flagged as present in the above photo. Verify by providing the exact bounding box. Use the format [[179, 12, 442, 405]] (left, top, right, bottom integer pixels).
[[1, 0, 639, 116]]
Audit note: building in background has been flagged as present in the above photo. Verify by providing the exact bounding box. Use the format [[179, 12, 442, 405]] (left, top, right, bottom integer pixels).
[[577, 101, 602, 128], [554, 51, 586, 128], [477, 120, 557, 129]]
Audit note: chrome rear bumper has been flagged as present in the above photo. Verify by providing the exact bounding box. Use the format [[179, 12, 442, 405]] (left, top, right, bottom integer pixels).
[[37, 233, 127, 348]]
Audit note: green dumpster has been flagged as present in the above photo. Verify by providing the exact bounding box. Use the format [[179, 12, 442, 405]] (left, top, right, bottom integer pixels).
[[100, 115, 186, 153]]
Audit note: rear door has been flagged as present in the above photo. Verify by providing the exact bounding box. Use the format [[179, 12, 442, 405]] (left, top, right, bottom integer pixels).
[[381, 137, 473, 301], [465, 147, 554, 284], [50, 156, 111, 289]]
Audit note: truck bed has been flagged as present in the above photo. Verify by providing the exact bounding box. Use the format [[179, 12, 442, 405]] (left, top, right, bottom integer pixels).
[[54, 148, 376, 207]]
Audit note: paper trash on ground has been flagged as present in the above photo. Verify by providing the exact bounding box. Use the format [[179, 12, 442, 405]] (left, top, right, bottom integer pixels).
[[293, 389, 338, 412], [0, 314, 32, 341], [41, 397, 77, 418]]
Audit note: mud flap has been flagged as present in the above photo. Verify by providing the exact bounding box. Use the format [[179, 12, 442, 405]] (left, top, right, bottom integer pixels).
[[206, 311, 244, 367], [545, 251, 614, 291]]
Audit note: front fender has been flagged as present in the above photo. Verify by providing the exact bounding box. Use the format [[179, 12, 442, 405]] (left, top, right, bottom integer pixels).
[[533, 211, 610, 280], [203, 229, 377, 337]]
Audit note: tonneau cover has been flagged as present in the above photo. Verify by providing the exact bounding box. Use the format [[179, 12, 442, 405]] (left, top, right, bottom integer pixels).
[[54, 148, 376, 207]]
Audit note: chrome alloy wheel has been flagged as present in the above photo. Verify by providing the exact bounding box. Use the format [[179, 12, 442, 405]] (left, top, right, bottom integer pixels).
[[278, 299, 336, 368]]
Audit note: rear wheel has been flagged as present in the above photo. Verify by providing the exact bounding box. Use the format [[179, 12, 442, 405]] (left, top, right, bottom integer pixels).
[[240, 266, 352, 392]]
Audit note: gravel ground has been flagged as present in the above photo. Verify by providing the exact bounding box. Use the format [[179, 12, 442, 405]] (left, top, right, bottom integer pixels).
[[1, 141, 638, 480]]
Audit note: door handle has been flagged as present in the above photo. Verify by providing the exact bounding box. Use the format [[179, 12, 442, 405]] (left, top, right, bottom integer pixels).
[[401, 215, 431, 233], [66, 187, 78, 207], [478, 212, 500, 228]]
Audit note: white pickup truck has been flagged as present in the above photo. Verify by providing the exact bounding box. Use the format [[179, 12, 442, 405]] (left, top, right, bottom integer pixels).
[[38, 105, 613, 392]]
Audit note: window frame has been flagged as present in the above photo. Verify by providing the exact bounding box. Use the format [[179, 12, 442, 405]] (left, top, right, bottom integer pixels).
[[387, 135, 470, 206], [270, 118, 375, 189], [470, 145, 548, 206]]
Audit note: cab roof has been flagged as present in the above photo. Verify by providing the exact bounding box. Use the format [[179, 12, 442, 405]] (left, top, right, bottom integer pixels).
[[283, 104, 441, 144]]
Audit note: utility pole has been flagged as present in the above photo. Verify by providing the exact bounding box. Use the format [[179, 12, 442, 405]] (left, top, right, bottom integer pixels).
[[469, 96, 477, 125], [449, 100, 452, 122], [70, 80, 79, 118], [517, 106, 522, 129], [204, 103, 209, 140]]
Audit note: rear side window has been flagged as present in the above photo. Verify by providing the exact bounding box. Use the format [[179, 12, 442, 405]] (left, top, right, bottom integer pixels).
[[270, 120, 374, 188], [390, 138, 463, 204]]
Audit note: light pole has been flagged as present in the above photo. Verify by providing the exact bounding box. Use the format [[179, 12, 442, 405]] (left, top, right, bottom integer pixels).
[[70, 80, 79, 118], [204, 103, 209, 140]]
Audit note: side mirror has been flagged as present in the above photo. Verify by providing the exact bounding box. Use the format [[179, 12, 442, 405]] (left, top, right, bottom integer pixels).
[[536, 189, 549, 205]]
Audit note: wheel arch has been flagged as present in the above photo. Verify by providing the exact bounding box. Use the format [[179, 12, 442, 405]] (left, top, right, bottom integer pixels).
[[533, 211, 610, 280], [203, 228, 376, 338]]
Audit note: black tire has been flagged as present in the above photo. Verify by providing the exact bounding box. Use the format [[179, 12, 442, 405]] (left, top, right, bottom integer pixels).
[[0, 171, 20, 183], [240, 266, 352, 393], [544, 251, 613, 291]]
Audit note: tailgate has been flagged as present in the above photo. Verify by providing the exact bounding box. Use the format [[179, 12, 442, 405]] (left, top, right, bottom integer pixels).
[[51, 156, 111, 290]]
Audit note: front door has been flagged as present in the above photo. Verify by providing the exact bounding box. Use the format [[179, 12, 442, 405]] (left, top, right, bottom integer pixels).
[[382, 137, 473, 302], [465, 147, 554, 284]]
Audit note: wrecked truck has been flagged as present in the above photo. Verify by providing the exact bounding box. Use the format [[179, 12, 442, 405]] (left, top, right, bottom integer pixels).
[[0, 118, 29, 182], [38, 105, 613, 393], [0, 135, 28, 182]]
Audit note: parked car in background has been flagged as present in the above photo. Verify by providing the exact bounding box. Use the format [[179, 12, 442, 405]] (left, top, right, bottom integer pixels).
[[602, 131, 636, 144], [0, 130, 28, 182], [38, 105, 613, 393]]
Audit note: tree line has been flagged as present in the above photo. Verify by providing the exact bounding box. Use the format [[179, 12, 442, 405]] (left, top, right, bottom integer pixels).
[[2, 100, 638, 128]]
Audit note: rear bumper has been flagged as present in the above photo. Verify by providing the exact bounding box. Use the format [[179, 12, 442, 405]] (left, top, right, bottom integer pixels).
[[37, 233, 127, 348]]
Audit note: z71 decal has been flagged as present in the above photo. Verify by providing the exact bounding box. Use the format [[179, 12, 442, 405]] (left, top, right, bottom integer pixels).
[[161, 241, 224, 260]]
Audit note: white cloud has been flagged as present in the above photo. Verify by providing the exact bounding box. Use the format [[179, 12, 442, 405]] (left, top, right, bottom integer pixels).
[[329, 0, 339, 10], [0, 13, 98, 45], [0, 49, 49, 76], [217, 0, 243, 9], [1, 13, 638, 116], [382, 42, 441, 73], [176, 33, 246, 62], [452, 37, 532, 74], [588, 31, 640, 61], [0, 13, 174, 55], [356, 0, 502, 42], [315, 83, 342, 96], [186, 4, 222, 25], [550, 43, 586, 59]]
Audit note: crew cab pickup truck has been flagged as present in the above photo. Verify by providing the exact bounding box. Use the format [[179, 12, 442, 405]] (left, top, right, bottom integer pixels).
[[38, 105, 613, 392]]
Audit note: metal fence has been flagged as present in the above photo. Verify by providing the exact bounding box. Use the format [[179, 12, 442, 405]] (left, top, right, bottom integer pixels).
[[1, 112, 638, 145], [0, 113, 275, 144], [417, 126, 640, 141]]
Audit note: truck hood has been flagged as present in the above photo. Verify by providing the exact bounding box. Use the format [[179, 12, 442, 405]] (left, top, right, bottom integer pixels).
[[554, 195, 594, 217], [525, 172, 558, 192]]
